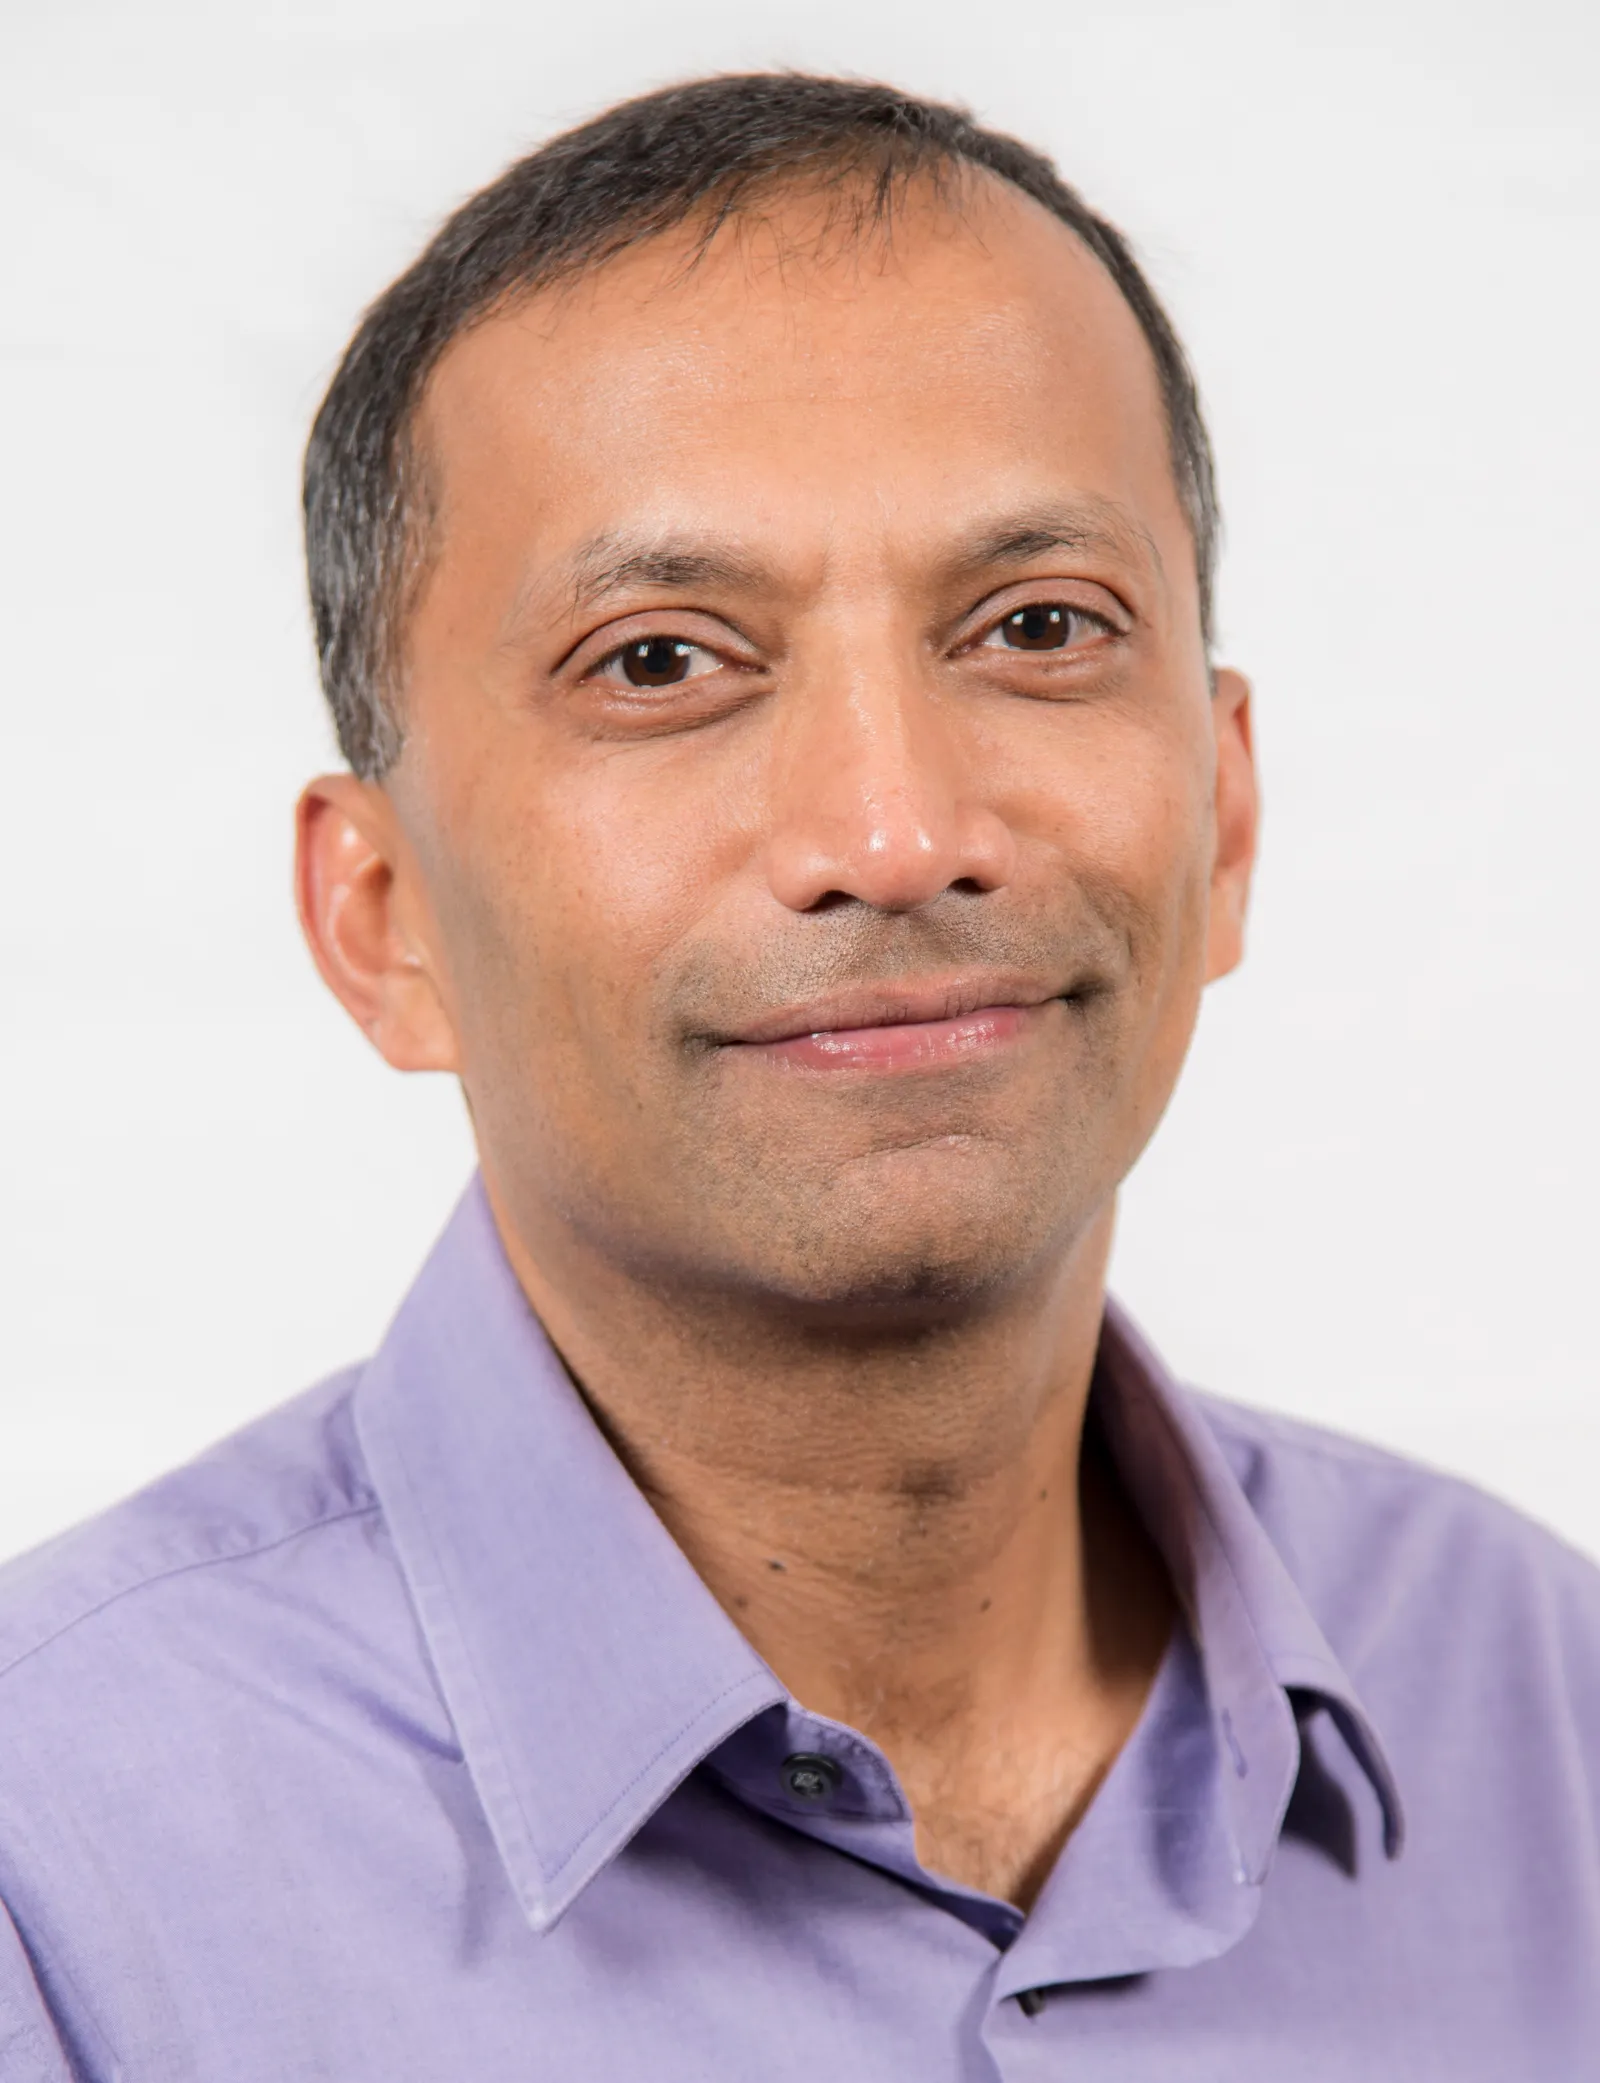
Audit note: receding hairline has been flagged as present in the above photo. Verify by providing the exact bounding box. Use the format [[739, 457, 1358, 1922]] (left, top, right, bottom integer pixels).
[[402, 163, 1175, 647], [402, 159, 1024, 443]]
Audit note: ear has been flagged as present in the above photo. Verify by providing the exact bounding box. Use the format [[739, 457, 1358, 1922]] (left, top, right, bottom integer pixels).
[[294, 774, 460, 1072], [1204, 668, 1258, 984]]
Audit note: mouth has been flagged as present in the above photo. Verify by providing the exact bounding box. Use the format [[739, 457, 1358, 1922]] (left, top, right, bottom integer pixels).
[[713, 975, 1073, 1073]]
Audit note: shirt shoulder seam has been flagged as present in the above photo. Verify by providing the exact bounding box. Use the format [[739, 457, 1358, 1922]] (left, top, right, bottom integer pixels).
[[1192, 1389, 1600, 1578], [0, 1499, 383, 1689]]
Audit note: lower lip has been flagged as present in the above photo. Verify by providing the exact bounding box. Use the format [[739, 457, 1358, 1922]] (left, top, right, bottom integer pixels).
[[739, 1004, 1037, 1072]]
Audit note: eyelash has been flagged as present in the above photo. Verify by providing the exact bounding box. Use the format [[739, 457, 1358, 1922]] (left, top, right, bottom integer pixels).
[[584, 598, 1119, 688]]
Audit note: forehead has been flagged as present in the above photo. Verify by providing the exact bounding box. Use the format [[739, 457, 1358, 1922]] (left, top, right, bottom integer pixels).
[[416, 176, 1185, 585]]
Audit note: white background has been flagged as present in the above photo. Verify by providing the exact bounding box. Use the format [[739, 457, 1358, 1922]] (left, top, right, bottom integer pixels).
[[3, 0, 1596, 1564]]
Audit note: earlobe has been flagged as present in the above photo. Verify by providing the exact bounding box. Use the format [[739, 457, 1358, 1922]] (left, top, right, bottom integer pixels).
[[294, 775, 461, 1073], [1204, 668, 1259, 985]]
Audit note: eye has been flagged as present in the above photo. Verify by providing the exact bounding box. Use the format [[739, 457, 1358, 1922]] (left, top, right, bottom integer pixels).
[[596, 636, 722, 689], [981, 603, 1104, 652]]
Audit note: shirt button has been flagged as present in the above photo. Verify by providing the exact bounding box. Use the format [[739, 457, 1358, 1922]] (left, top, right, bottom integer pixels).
[[781, 1752, 842, 1801]]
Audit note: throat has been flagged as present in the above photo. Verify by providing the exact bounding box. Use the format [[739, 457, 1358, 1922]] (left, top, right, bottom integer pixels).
[[671, 1419, 1175, 1912], [838, 1479, 1171, 1908]]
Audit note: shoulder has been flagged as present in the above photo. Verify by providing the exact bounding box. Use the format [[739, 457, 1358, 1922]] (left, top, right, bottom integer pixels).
[[0, 1366, 449, 1894], [0, 1371, 449, 2065], [1194, 1388, 1600, 1711], [0, 1369, 379, 1693]]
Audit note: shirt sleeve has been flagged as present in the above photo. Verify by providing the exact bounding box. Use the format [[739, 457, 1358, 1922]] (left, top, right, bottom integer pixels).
[[0, 1897, 79, 2083]]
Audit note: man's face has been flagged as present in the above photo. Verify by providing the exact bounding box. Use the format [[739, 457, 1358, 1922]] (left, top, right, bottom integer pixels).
[[330, 176, 1255, 1312]]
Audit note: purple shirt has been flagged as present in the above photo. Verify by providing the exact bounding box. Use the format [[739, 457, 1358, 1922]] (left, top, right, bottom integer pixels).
[[2, 1180, 1598, 2079]]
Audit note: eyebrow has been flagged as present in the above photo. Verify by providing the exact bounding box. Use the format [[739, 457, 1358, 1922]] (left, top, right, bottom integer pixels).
[[518, 496, 1161, 643], [940, 499, 1162, 583], [565, 536, 771, 616]]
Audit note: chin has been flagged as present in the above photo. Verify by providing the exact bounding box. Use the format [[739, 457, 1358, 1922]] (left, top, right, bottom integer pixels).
[[723, 1162, 1087, 1327]]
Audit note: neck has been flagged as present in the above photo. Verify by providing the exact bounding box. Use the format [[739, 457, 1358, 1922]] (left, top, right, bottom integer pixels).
[[485, 1175, 1172, 1908]]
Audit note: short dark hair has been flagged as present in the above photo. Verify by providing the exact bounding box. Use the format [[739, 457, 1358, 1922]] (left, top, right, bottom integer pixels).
[[304, 73, 1219, 778]]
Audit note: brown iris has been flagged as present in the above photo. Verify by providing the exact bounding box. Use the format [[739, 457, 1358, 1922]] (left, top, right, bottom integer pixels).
[[621, 637, 695, 686], [1000, 605, 1072, 650]]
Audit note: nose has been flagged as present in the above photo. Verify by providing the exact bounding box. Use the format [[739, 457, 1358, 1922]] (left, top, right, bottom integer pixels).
[[761, 651, 1017, 915]]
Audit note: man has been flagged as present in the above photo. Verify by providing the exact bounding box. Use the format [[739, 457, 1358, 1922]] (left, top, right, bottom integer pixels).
[[1, 71, 1596, 2081]]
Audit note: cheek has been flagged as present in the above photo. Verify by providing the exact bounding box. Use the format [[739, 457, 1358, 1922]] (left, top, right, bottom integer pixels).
[[1016, 707, 1215, 948], [440, 747, 741, 1076], [555, 757, 742, 972], [1043, 726, 1216, 1151]]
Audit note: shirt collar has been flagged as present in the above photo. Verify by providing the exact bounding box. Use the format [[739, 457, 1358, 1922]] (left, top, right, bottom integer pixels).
[[1094, 1299, 1404, 1875], [354, 1179, 782, 1933], [355, 1179, 1402, 1938]]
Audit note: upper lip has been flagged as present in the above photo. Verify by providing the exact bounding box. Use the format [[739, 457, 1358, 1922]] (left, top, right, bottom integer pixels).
[[719, 973, 1064, 1046]]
